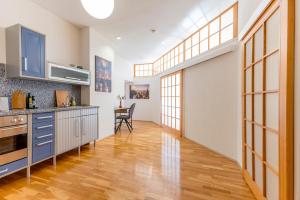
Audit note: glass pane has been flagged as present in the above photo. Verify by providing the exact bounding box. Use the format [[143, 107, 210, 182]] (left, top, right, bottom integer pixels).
[[172, 118, 176, 129], [176, 108, 180, 119], [209, 33, 219, 49], [179, 43, 184, 53], [221, 24, 233, 43], [266, 168, 279, 200], [179, 53, 184, 63], [254, 62, 263, 92], [266, 131, 279, 171], [254, 125, 263, 156], [172, 107, 176, 117], [176, 97, 180, 107], [210, 18, 220, 35], [266, 93, 279, 130], [200, 25, 208, 40], [175, 56, 179, 66], [192, 32, 200, 45], [200, 39, 208, 53], [266, 10, 280, 54], [221, 8, 233, 28], [246, 148, 253, 177], [192, 44, 199, 57], [185, 49, 192, 60], [176, 86, 180, 96], [246, 122, 252, 146], [245, 39, 253, 67], [254, 27, 264, 62], [254, 94, 263, 124], [185, 37, 192, 49], [175, 47, 179, 56], [176, 74, 180, 85], [255, 158, 264, 192], [176, 119, 180, 130], [266, 52, 279, 91], [246, 95, 252, 120], [246, 68, 252, 93]]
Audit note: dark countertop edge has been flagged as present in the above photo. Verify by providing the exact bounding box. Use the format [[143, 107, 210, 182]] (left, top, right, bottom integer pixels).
[[0, 106, 99, 117]]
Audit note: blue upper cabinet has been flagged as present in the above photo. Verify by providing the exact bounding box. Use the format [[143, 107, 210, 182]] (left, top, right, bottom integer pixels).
[[21, 27, 45, 78], [6, 24, 46, 79]]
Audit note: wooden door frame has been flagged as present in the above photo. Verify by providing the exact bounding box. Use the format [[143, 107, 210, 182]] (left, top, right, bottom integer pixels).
[[241, 0, 294, 199]]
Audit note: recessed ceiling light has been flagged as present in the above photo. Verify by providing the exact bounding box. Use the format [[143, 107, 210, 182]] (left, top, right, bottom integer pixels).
[[81, 0, 114, 19], [116, 36, 121, 40]]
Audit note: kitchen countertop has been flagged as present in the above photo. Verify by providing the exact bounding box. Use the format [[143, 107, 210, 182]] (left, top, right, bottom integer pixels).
[[0, 105, 99, 117]]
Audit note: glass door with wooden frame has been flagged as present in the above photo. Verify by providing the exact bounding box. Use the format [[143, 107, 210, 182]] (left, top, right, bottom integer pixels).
[[161, 71, 182, 135], [242, 0, 294, 199]]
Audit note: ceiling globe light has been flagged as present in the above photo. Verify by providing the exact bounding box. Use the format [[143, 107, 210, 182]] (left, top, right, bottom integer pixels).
[[81, 0, 114, 19]]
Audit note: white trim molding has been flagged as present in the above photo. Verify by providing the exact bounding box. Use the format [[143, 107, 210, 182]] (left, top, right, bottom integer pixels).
[[157, 39, 239, 78]]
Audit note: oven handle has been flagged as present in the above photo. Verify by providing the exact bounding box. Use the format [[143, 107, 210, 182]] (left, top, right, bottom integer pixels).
[[36, 140, 53, 147], [0, 125, 27, 131], [0, 168, 8, 174], [37, 125, 53, 130], [37, 134, 53, 139]]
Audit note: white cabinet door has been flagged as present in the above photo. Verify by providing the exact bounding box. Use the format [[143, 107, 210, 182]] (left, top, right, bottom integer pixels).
[[81, 114, 98, 145], [56, 118, 69, 155], [69, 117, 81, 150]]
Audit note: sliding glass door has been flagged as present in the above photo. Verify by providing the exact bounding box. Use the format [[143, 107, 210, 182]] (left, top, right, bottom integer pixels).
[[161, 71, 182, 135]]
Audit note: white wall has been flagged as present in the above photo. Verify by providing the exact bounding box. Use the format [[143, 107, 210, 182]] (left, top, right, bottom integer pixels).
[[183, 51, 239, 161], [125, 76, 161, 125], [0, 0, 81, 65], [81, 28, 131, 139], [294, 0, 300, 199]]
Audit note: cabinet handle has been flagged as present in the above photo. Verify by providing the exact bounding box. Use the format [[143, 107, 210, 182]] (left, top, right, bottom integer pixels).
[[37, 134, 53, 139], [37, 125, 53, 130], [23, 57, 28, 71], [0, 168, 8, 174], [36, 140, 53, 147], [37, 116, 53, 120]]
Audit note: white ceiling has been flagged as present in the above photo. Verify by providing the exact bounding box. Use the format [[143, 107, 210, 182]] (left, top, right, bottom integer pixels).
[[32, 0, 236, 64]]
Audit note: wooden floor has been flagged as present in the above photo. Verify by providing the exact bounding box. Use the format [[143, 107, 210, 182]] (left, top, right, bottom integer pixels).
[[0, 121, 255, 200]]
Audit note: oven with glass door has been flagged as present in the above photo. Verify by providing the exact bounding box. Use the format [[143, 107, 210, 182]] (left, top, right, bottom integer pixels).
[[0, 115, 28, 177]]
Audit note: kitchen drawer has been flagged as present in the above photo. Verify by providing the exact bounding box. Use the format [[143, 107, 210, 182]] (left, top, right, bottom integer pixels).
[[32, 130, 54, 144], [32, 112, 54, 124], [81, 108, 98, 116], [0, 125, 27, 138], [0, 115, 27, 128], [0, 158, 27, 177], [32, 121, 54, 134], [32, 139, 54, 164]]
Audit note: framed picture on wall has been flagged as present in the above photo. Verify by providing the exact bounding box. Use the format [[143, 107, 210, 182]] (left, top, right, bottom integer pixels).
[[95, 56, 112, 93], [129, 84, 150, 99]]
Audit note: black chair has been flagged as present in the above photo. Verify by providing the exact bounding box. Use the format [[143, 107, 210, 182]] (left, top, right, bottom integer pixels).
[[115, 103, 136, 133]]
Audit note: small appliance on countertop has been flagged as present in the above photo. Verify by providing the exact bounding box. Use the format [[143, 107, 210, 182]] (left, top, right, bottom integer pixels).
[[0, 97, 9, 111]]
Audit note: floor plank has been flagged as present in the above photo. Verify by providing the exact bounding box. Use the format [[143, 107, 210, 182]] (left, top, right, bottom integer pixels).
[[0, 121, 255, 200]]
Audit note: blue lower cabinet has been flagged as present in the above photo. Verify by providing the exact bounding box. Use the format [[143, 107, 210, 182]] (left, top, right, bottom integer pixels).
[[0, 158, 27, 177], [32, 112, 55, 164]]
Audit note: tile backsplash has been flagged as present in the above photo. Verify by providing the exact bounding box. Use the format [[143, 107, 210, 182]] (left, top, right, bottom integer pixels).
[[0, 63, 81, 109]]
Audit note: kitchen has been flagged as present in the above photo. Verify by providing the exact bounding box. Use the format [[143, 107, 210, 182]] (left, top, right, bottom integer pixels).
[[0, 23, 99, 179]]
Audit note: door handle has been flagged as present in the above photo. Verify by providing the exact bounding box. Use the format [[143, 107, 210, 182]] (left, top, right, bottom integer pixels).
[[36, 140, 53, 147], [23, 57, 28, 71], [37, 125, 53, 130]]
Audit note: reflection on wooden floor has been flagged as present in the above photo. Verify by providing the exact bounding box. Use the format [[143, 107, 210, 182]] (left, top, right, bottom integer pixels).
[[0, 121, 254, 200]]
